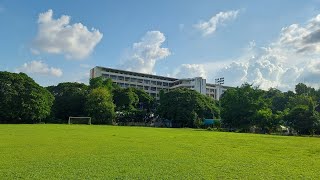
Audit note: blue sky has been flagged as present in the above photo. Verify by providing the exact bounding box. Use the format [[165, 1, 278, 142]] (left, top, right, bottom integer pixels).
[[0, 0, 320, 90]]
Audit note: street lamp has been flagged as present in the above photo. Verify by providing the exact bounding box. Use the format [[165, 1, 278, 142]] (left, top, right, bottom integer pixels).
[[215, 77, 224, 119]]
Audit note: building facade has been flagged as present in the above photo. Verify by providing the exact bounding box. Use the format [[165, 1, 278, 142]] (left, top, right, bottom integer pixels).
[[90, 66, 229, 100]]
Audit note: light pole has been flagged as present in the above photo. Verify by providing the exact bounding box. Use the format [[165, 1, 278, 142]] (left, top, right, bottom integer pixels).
[[215, 77, 224, 119]]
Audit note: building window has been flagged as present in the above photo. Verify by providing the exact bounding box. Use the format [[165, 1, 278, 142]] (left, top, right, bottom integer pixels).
[[137, 79, 143, 84], [131, 78, 136, 83], [110, 75, 117, 80], [118, 76, 124, 81]]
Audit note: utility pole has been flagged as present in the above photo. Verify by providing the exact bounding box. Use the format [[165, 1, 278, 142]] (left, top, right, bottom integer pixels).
[[215, 77, 224, 119]]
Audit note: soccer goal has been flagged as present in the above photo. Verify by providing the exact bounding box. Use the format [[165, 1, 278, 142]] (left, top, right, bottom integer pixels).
[[68, 117, 92, 125]]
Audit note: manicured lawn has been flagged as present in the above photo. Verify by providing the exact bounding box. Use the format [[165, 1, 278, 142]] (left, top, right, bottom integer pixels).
[[0, 124, 319, 179]]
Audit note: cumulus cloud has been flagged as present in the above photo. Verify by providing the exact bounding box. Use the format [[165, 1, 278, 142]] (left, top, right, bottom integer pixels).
[[176, 14, 320, 90], [194, 10, 239, 36], [33, 9, 103, 60], [174, 64, 207, 78], [16, 60, 63, 77], [120, 31, 170, 74], [279, 14, 320, 55], [217, 62, 248, 86]]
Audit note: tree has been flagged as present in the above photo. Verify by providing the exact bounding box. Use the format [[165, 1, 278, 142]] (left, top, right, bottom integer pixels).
[[285, 105, 320, 135], [85, 88, 115, 124], [132, 88, 155, 111], [89, 77, 117, 90], [113, 87, 139, 111], [295, 83, 309, 95], [157, 88, 219, 128], [47, 82, 88, 123], [0, 72, 53, 123], [287, 95, 315, 111], [266, 88, 288, 112], [252, 108, 279, 133], [220, 83, 269, 131]]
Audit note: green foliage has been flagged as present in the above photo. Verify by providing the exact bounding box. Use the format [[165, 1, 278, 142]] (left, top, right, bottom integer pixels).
[[266, 88, 288, 112], [113, 88, 155, 124], [132, 88, 155, 111], [252, 108, 279, 133], [220, 83, 320, 135], [295, 83, 309, 95], [285, 105, 320, 135], [85, 88, 115, 124], [89, 77, 116, 90], [0, 72, 53, 123], [287, 95, 315, 111], [220, 83, 269, 131], [1, 125, 320, 179], [46, 82, 88, 123], [113, 87, 139, 111], [157, 88, 219, 127]]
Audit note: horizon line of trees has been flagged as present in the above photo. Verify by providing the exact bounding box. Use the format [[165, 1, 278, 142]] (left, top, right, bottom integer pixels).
[[1, 71, 320, 135]]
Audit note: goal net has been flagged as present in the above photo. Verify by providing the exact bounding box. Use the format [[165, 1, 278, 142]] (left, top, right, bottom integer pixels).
[[68, 117, 92, 125]]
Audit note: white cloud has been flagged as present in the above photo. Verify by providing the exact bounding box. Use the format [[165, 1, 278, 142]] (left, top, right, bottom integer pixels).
[[33, 9, 103, 60], [176, 14, 320, 90], [174, 64, 207, 78], [194, 10, 239, 36], [277, 14, 320, 57], [120, 31, 171, 74], [16, 60, 63, 77], [217, 61, 248, 85]]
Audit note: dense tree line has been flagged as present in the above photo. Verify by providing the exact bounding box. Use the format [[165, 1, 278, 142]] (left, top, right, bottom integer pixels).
[[157, 88, 219, 127], [220, 83, 320, 135], [0, 72, 53, 123], [46, 77, 156, 125], [1, 71, 319, 135]]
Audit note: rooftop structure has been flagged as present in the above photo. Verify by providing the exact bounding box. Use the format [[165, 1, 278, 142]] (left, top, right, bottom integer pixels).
[[90, 66, 230, 100]]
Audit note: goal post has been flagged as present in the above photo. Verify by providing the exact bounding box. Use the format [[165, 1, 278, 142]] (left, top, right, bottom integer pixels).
[[68, 117, 92, 125]]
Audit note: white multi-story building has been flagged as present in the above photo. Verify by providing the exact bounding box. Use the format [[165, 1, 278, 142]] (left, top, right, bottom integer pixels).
[[90, 66, 229, 100]]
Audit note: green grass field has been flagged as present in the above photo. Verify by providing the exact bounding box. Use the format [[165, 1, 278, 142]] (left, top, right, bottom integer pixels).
[[0, 125, 319, 179]]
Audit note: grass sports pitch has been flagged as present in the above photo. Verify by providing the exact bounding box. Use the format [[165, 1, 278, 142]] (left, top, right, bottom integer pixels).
[[0, 124, 319, 179]]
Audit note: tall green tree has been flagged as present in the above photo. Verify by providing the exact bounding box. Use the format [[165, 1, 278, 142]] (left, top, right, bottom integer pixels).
[[0, 72, 53, 123], [157, 88, 219, 128], [85, 87, 115, 124], [46, 82, 88, 123], [220, 83, 269, 131], [287, 95, 315, 111], [132, 88, 155, 111], [295, 83, 309, 95], [252, 108, 280, 133], [89, 77, 116, 90], [285, 105, 320, 135], [113, 87, 139, 111], [266, 88, 288, 112]]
